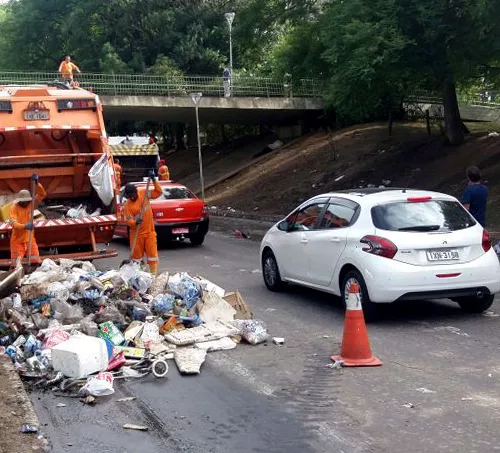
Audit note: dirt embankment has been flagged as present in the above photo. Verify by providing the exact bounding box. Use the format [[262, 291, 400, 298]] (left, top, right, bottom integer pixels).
[[203, 123, 500, 227]]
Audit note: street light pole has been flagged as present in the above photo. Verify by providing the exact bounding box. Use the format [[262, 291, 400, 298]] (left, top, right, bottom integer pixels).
[[189, 92, 205, 200], [225, 12, 235, 76]]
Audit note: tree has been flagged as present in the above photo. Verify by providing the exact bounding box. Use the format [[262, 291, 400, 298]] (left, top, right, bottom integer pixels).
[[99, 43, 128, 74], [318, 0, 500, 144]]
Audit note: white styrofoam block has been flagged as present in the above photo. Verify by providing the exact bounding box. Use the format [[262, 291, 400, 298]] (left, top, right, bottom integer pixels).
[[51, 335, 109, 379]]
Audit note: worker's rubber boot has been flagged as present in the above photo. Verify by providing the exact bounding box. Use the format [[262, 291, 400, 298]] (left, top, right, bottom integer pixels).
[[149, 262, 158, 275]]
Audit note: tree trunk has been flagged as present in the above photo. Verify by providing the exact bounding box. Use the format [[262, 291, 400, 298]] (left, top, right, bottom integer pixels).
[[442, 79, 464, 145], [388, 111, 393, 136], [425, 109, 431, 136]]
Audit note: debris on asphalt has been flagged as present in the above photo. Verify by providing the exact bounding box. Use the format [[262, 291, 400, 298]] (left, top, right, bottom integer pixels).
[[174, 348, 207, 374], [326, 360, 344, 369], [273, 337, 285, 345], [403, 403, 415, 409], [0, 259, 264, 402], [224, 291, 253, 320], [80, 395, 96, 405], [56, 403, 66, 408], [123, 424, 149, 432], [482, 310, 500, 318], [415, 387, 436, 394], [235, 319, 269, 345], [234, 230, 250, 239], [116, 396, 136, 402], [20, 424, 39, 434]]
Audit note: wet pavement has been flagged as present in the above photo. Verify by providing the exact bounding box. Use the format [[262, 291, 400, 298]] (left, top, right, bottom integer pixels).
[[31, 231, 500, 453]]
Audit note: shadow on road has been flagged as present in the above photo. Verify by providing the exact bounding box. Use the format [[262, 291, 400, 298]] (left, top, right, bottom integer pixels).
[[282, 283, 479, 325]]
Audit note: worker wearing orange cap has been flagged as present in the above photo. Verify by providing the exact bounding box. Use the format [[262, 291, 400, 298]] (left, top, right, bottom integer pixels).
[[8, 175, 46, 266], [113, 158, 123, 192], [158, 159, 170, 181], [122, 172, 163, 274]]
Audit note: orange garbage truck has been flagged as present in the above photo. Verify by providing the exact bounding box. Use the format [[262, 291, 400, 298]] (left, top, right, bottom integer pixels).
[[0, 83, 119, 267]]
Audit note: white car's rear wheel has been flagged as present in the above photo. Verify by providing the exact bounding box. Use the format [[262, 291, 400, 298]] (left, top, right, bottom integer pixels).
[[455, 294, 494, 313], [262, 250, 285, 292], [341, 270, 378, 321]]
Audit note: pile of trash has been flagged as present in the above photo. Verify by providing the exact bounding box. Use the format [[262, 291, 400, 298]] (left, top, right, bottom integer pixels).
[[0, 259, 269, 401]]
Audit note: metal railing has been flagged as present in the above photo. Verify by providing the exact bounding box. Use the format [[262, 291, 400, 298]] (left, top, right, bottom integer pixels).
[[407, 89, 500, 108], [0, 71, 322, 98]]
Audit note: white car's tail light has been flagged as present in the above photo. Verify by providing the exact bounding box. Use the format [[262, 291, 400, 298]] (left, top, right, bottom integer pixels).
[[361, 235, 398, 259], [482, 229, 492, 253]]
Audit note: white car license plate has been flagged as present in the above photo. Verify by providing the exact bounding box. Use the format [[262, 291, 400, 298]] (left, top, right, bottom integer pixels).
[[172, 227, 189, 234], [427, 250, 460, 261], [23, 110, 50, 121]]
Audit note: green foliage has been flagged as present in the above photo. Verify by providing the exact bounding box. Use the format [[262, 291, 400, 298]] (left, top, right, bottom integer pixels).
[[99, 43, 128, 74]]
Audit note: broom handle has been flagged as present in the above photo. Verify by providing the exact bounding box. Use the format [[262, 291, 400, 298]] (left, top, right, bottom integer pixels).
[[27, 175, 37, 266]]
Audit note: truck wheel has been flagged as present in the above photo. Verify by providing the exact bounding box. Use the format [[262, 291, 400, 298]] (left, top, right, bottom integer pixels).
[[190, 233, 205, 247]]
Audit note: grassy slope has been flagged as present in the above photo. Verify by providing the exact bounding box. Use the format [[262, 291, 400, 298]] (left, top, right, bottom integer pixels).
[[205, 122, 500, 228]]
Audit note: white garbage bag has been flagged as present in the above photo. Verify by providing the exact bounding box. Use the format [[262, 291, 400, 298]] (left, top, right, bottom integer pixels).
[[88, 155, 114, 206]]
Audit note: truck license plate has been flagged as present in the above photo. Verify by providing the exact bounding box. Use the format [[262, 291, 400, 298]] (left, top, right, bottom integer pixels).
[[427, 250, 460, 261], [23, 110, 50, 121], [172, 228, 189, 234]]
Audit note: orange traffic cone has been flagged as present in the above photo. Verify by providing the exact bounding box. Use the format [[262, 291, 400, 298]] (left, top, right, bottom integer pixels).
[[331, 281, 382, 367]]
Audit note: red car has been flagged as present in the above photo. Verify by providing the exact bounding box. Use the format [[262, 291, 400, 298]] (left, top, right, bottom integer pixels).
[[115, 181, 209, 246]]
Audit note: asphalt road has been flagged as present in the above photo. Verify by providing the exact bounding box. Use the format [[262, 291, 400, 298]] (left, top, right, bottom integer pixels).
[[31, 231, 500, 453]]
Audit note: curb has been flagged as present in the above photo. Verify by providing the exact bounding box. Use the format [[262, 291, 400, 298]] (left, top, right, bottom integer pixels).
[[211, 211, 281, 223], [0, 356, 48, 452]]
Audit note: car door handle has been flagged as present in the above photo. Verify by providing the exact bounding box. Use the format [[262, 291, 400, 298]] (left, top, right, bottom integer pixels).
[[330, 237, 341, 243]]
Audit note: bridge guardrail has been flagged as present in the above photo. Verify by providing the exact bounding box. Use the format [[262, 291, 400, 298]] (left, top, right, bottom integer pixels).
[[0, 71, 321, 98]]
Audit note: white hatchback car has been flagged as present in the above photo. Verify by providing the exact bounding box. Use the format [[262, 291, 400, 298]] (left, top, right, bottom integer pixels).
[[260, 188, 500, 316]]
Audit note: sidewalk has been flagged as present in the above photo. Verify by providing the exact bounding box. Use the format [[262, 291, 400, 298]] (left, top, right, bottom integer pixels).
[[0, 356, 46, 453]]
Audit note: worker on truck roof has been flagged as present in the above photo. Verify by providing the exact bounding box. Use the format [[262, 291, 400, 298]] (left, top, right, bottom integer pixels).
[[158, 159, 170, 181], [58, 55, 81, 86], [8, 175, 46, 266], [122, 172, 163, 275]]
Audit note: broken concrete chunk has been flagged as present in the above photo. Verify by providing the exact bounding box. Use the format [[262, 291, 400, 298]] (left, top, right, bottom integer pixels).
[[174, 348, 207, 374], [194, 337, 237, 352]]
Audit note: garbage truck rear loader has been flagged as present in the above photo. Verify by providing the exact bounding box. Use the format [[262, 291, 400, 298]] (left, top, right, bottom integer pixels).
[[0, 84, 118, 267]]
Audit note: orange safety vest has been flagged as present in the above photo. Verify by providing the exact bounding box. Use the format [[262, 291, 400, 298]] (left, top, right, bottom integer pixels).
[[123, 181, 163, 236], [158, 165, 170, 181], [9, 184, 47, 244]]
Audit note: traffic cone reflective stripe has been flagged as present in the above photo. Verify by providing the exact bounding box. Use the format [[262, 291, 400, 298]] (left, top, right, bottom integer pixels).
[[331, 281, 382, 367]]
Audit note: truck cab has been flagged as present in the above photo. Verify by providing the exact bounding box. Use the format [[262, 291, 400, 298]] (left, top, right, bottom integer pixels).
[[0, 83, 118, 266]]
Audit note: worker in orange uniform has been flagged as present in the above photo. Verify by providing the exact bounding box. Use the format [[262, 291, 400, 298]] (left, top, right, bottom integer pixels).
[[58, 55, 81, 86], [8, 175, 46, 266], [122, 171, 162, 274], [158, 159, 170, 181], [113, 158, 123, 192]]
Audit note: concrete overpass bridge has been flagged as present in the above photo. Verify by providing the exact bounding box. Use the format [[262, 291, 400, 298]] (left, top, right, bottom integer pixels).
[[0, 71, 325, 125]]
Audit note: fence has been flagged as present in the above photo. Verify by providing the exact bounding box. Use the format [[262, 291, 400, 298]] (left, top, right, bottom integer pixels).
[[0, 71, 322, 98], [407, 89, 500, 108]]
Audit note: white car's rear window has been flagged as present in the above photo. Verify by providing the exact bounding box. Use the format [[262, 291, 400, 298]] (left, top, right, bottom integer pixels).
[[371, 200, 476, 232]]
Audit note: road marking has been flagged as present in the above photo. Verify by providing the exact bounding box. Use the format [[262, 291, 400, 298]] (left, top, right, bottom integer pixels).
[[210, 354, 276, 396]]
